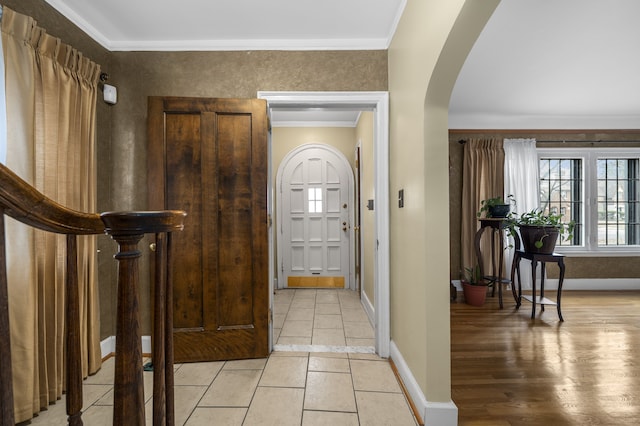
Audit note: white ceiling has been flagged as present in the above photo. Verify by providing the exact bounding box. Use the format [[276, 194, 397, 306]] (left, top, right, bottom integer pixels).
[[450, 0, 640, 129], [43, 0, 405, 51], [44, 0, 640, 129]]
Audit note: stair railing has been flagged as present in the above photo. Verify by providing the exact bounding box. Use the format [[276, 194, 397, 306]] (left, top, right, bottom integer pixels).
[[0, 163, 185, 425]]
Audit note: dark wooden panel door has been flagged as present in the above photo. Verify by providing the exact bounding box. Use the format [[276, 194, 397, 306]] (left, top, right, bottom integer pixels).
[[148, 96, 269, 362]]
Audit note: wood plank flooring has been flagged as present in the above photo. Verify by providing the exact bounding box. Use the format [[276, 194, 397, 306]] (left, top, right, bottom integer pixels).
[[451, 290, 640, 426]]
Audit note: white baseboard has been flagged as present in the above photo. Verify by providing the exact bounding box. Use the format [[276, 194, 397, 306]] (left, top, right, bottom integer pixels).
[[389, 341, 458, 426], [361, 290, 375, 326], [539, 278, 640, 290], [451, 279, 463, 291], [452, 278, 640, 291], [100, 335, 152, 359], [100, 336, 115, 358]]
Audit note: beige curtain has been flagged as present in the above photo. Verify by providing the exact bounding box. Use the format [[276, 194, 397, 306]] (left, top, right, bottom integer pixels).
[[460, 138, 505, 274], [2, 6, 101, 422]]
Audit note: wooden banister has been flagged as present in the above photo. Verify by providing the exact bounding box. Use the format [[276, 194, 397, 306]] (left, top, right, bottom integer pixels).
[[0, 163, 185, 425], [0, 164, 103, 234]]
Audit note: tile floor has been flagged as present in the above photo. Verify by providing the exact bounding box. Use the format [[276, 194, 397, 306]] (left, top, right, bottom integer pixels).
[[28, 289, 418, 425], [273, 289, 376, 351]]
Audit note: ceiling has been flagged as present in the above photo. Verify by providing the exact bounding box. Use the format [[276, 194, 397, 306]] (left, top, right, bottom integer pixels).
[[44, 0, 640, 129], [43, 0, 405, 51], [449, 0, 640, 129]]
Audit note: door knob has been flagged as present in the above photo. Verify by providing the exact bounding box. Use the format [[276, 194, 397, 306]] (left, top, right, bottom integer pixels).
[[150, 243, 156, 252]]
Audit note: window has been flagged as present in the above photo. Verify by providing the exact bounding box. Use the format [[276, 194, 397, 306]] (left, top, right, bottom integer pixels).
[[308, 187, 322, 213], [539, 158, 582, 246], [538, 148, 640, 253], [596, 159, 640, 245]]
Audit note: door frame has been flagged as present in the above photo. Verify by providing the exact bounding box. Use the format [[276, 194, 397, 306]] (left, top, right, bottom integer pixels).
[[354, 141, 362, 297], [276, 143, 355, 291], [258, 91, 390, 358]]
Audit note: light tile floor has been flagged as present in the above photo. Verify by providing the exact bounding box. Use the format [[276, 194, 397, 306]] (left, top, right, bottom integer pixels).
[[274, 289, 376, 351], [28, 290, 417, 425]]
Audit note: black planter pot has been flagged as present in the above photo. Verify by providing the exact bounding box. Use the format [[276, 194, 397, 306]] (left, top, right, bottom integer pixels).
[[518, 225, 560, 254], [488, 204, 510, 218]]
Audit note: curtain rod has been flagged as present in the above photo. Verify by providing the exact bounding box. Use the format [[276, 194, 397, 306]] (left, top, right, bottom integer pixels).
[[457, 139, 640, 144], [537, 140, 640, 144]]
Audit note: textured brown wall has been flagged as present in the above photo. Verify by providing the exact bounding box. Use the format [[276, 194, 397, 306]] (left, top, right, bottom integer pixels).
[[110, 50, 388, 334], [449, 138, 465, 281], [449, 130, 640, 281], [3, 0, 388, 339], [2, 0, 117, 339], [109, 50, 387, 211]]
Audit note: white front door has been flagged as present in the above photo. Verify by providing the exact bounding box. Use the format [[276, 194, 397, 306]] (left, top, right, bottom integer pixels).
[[277, 144, 353, 288]]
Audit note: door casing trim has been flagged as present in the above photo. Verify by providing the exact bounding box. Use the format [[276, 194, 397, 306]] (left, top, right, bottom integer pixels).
[[258, 91, 390, 358]]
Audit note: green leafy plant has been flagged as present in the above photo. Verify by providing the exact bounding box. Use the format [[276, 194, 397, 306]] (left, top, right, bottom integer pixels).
[[477, 194, 516, 218], [508, 208, 575, 249], [461, 265, 485, 286]]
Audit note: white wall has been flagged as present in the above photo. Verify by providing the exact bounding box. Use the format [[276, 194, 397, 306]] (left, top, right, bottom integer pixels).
[[388, 0, 500, 423], [355, 112, 376, 305]]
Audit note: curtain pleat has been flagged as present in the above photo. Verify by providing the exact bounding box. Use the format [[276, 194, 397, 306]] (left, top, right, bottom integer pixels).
[[1, 6, 101, 422], [0, 6, 7, 165], [504, 138, 540, 288], [503, 138, 539, 215], [460, 138, 505, 274], [2, 8, 39, 421]]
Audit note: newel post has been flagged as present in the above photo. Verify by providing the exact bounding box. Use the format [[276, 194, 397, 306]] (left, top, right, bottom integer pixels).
[[101, 211, 185, 426], [102, 215, 146, 426]]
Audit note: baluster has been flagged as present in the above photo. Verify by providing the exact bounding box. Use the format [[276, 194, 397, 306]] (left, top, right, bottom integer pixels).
[[153, 233, 167, 425], [66, 234, 83, 426], [165, 232, 175, 426]]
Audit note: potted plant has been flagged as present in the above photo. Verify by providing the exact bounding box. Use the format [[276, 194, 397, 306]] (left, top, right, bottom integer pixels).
[[509, 208, 575, 254], [477, 194, 516, 218], [461, 265, 489, 306]]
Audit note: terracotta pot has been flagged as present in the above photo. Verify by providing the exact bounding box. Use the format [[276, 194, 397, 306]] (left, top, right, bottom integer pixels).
[[462, 282, 488, 307], [518, 225, 559, 254]]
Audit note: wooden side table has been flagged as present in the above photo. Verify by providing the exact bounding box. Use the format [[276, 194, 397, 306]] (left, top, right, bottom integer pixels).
[[511, 250, 566, 321], [474, 218, 518, 308]]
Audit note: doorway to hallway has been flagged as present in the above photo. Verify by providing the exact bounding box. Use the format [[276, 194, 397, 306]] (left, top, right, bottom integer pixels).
[[258, 91, 389, 357]]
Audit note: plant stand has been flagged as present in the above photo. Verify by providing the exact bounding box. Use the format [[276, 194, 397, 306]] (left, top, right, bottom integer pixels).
[[474, 218, 518, 308], [511, 250, 566, 321]]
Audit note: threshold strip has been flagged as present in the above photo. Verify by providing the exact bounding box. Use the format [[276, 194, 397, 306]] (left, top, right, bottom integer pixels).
[[273, 344, 376, 354]]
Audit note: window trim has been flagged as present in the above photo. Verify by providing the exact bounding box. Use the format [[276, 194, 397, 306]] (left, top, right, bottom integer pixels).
[[537, 147, 640, 255]]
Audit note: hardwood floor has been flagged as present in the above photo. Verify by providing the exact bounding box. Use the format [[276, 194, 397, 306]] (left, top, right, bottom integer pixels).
[[451, 290, 640, 425]]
